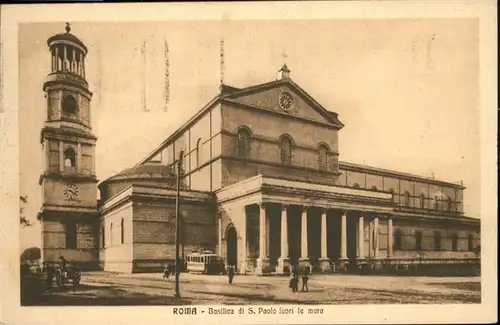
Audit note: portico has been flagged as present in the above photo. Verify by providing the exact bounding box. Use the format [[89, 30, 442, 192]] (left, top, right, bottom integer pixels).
[[216, 175, 394, 275]]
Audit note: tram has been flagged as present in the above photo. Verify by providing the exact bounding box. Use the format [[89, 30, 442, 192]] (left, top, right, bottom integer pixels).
[[185, 250, 225, 274]]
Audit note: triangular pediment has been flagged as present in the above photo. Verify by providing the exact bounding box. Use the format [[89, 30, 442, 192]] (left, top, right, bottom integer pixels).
[[222, 79, 343, 128]]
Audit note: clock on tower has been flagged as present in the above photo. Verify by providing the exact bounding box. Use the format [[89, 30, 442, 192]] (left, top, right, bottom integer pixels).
[[37, 23, 99, 270]]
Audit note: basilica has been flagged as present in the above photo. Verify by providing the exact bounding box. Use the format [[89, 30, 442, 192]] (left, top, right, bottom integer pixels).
[[38, 25, 480, 275]]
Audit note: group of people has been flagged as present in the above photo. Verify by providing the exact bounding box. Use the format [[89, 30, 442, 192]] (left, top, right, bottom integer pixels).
[[289, 264, 310, 293]]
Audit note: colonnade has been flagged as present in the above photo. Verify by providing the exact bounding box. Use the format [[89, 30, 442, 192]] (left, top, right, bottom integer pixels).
[[247, 203, 393, 274], [51, 44, 86, 78]]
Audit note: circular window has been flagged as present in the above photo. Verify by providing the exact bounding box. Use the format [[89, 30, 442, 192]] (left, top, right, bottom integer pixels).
[[278, 91, 294, 111]]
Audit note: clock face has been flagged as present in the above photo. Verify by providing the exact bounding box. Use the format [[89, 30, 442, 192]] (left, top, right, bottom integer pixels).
[[63, 183, 79, 201], [278, 91, 294, 111]]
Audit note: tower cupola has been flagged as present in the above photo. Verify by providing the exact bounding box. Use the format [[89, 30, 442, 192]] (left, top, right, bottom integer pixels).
[[44, 22, 89, 91]]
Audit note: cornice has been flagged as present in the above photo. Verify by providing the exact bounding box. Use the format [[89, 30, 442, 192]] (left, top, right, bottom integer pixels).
[[39, 172, 98, 185]]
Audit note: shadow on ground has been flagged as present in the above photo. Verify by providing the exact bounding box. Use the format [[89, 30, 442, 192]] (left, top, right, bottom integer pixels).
[[22, 283, 191, 306]]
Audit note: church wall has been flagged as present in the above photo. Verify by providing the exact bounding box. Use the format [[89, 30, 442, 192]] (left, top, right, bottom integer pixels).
[[218, 200, 255, 274], [221, 156, 337, 187], [221, 103, 339, 155], [130, 199, 216, 271], [390, 219, 480, 259], [190, 165, 212, 192], [100, 203, 133, 273], [337, 165, 466, 215], [343, 171, 366, 188]]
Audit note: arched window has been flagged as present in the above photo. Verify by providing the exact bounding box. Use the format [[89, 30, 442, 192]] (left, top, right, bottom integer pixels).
[[353, 183, 361, 189], [279, 135, 293, 165], [64, 148, 76, 168], [236, 128, 251, 159], [110, 223, 113, 246], [467, 234, 474, 251], [434, 231, 441, 251], [415, 231, 423, 250], [318, 144, 329, 171], [420, 194, 426, 209], [62, 95, 77, 115], [394, 229, 403, 251], [196, 138, 202, 167], [451, 233, 458, 251], [101, 225, 105, 249], [371, 186, 378, 191], [446, 197, 452, 211], [404, 191, 411, 206], [120, 218, 125, 244]]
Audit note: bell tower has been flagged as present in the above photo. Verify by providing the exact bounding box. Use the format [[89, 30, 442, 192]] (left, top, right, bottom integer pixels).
[[38, 23, 99, 269]]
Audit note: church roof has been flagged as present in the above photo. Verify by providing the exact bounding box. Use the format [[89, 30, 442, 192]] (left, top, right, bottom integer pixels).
[[104, 162, 177, 183], [47, 23, 88, 53]]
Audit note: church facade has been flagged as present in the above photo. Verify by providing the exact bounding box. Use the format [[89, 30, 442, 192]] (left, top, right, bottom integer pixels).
[[38, 26, 481, 275]]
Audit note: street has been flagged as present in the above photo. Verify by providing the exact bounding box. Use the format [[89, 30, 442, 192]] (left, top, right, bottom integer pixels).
[[23, 272, 481, 306]]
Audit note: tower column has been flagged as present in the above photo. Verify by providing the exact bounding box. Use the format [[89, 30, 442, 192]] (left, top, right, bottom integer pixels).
[[55, 46, 59, 71], [299, 206, 310, 267], [63, 46, 68, 71], [59, 140, 64, 172], [319, 208, 331, 272], [277, 204, 289, 274], [76, 142, 82, 172], [79, 51, 84, 77], [255, 203, 269, 275]]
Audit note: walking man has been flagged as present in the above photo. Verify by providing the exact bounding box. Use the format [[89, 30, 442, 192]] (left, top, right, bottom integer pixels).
[[301, 264, 310, 292], [227, 265, 235, 284]]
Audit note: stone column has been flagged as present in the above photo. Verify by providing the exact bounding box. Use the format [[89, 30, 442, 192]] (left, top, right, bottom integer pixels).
[[340, 211, 347, 260], [387, 216, 394, 258], [255, 203, 269, 275], [218, 215, 222, 257], [373, 216, 379, 258], [59, 141, 64, 172], [266, 210, 271, 258], [277, 204, 290, 274], [240, 207, 247, 274], [299, 206, 310, 267], [319, 209, 331, 272], [357, 215, 364, 259]]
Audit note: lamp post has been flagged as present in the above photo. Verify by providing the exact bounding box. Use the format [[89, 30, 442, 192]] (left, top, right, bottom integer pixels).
[[174, 150, 183, 298]]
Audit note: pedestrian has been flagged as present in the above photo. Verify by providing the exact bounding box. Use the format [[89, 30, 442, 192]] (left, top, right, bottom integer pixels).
[[301, 264, 310, 292], [227, 265, 235, 284], [289, 264, 299, 293]]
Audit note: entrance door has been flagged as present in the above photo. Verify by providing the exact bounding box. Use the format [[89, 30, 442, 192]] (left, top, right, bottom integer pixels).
[[226, 226, 238, 268]]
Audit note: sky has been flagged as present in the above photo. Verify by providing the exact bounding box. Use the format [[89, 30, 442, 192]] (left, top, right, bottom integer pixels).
[[18, 19, 480, 251]]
